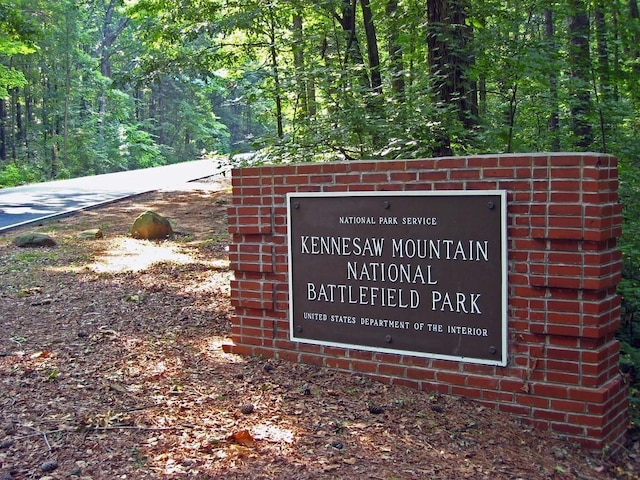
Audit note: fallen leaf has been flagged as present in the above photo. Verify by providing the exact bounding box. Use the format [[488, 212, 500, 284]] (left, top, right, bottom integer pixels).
[[230, 429, 256, 447], [30, 350, 50, 359]]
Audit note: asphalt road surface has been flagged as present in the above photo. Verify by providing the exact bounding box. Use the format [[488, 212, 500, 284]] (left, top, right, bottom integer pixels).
[[0, 159, 228, 233]]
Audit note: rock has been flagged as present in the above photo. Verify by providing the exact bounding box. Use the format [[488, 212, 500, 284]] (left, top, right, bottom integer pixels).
[[77, 228, 103, 240], [0, 439, 14, 449], [12, 233, 56, 248], [40, 460, 58, 473], [130, 211, 173, 240], [240, 404, 255, 414]]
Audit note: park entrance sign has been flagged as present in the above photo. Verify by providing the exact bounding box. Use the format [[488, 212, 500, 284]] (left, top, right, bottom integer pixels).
[[227, 154, 629, 449], [287, 191, 507, 366]]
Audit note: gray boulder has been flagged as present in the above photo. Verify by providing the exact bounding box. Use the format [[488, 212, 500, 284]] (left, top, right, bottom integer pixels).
[[12, 233, 56, 248]]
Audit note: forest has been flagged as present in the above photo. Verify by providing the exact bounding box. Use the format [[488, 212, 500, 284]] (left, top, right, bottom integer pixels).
[[1, 1, 640, 419]]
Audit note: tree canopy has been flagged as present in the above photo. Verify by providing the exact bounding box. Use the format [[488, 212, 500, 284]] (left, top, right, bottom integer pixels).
[[2, 0, 639, 174]]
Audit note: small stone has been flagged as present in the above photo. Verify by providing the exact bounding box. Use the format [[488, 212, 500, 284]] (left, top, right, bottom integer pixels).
[[0, 439, 14, 449], [263, 363, 274, 373], [77, 229, 103, 240], [77, 332, 89, 339], [368, 405, 384, 414], [302, 385, 312, 396], [430, 405, 444, 413], [40, 460, 58, 473], [2, 423, 15, 434], [552, 447, 567, 460], [240, 404, 255, 414], [331, 441, 344, 450]]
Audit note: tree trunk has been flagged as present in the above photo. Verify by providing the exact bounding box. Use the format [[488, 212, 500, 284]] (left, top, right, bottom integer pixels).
[[360, 0, 382, 96], [335, 0, 370, 90], [0, 99, 6, 162], [97, 0, 129, 140], [292, 12, 308, 118], [544, 7, 560, 151], [594, 0, 610, 152], [268, 4, 284, 139], [567, 0, 592, 150], [386, 0, 405, 97], [630, 0, 640, 104], [426, 0, 476, 155], [292, 11, 316, 119]]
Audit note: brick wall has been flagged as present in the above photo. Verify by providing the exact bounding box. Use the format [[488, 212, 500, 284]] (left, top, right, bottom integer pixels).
[[224, 153, 629, 450]]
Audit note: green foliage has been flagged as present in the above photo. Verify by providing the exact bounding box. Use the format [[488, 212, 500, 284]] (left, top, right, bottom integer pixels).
[[0, 162, 42, 187]]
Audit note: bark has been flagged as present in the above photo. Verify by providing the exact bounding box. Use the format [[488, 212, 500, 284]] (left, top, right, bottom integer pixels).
[[268, 5, 284, 138], [544, 7, 560, 151], [386, 0, 405, 97], [293, 11, 316, 119], [0, 99, 6, 161], [97, 0, 129, 139], [426, 0, 476, 155], [292, 13, 308, 118], [567, 0, 592, 150], [630, 0, 640, 103], [360, 0, 382, 96], [594, 0, 610, 152], [334, 0, 369, 89]]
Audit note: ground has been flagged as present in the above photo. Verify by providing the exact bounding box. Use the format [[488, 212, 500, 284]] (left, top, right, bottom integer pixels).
[[0, 178, 638, 480]]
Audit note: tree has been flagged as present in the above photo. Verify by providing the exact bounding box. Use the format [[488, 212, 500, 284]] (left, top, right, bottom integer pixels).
[[566, 0, 593, 150], [426, 0, 476, 155]]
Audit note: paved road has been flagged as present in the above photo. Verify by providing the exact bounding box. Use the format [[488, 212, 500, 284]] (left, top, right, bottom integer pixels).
[[0, 159, 229, 232]]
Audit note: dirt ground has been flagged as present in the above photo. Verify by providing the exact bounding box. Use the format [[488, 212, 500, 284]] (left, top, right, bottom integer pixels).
[[0, 178, 638, 480]]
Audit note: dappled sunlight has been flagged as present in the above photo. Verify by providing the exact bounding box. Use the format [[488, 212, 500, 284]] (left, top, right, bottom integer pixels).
[[87, 237, 195, 273]]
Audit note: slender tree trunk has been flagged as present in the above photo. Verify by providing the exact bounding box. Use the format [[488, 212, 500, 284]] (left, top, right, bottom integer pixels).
[[567, 0, 592, 150], [268, 5, 284, 138], [292, 12, 308, 119], [9, 89, 16, 160], [386, 0, 405, 98], [360, 0, 382, 96], [292, 11, 316, 119], [0, 99, 6, 161], [97, 0, 129, 140], [630, 0, 640, 104], [336, 0, 370, 90], [63, 8, 71, 167], [544, 7, 560, 151], [594, 0, 610, 152]]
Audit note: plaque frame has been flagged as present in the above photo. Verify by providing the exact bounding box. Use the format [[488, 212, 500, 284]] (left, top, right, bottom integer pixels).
[[287, 190, 508, 366]]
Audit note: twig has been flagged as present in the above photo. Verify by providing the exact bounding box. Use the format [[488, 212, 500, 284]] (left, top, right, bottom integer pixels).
[[88, 424, 190, 432], [16, 423, 193, 442], [23, 425, 53, 452]]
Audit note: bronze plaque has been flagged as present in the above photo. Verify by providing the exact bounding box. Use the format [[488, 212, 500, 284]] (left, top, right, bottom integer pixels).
[[287, 191, 507, 366]]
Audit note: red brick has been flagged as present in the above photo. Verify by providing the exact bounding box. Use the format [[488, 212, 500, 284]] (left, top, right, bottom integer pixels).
[[377, 363, 406, 377], [436, 372, 467, 385], [533, 408, 567, 422], [550, 422, 585, 436]]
